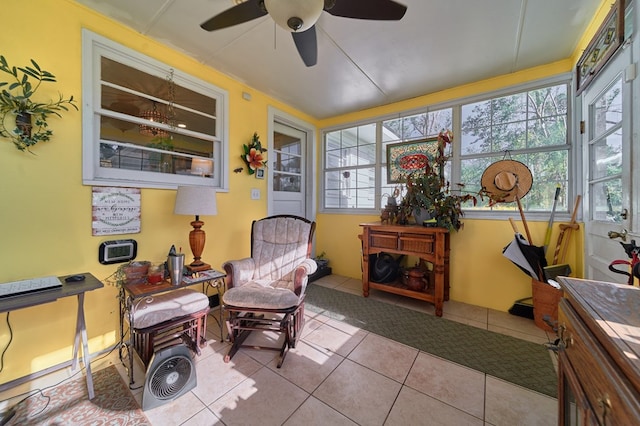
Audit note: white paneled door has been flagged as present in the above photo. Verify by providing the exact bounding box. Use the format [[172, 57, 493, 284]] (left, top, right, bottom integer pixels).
[[581, 47, 634, 282], [270, 121, 307, 217]]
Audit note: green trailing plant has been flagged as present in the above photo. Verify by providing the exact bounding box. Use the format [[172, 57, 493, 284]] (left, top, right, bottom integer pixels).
[[399, 130, 477, 232], [0, 55, 78, 152]]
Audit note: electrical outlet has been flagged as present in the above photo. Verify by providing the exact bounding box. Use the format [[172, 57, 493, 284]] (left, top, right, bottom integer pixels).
[[251, 188, 260, 200]]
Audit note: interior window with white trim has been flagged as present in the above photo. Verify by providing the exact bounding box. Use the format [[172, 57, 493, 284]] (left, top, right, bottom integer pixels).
[[82, 30, 228, 189]]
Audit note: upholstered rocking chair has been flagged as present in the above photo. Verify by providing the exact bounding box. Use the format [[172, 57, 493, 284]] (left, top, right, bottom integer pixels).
[[221, 215, 316, 368]]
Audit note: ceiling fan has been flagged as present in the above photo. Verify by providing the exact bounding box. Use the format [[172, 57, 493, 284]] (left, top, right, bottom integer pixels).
[[200, 0, 407, 67]]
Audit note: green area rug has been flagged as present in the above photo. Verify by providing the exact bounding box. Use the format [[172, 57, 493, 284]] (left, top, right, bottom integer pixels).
[[305, 284, 557, 398]]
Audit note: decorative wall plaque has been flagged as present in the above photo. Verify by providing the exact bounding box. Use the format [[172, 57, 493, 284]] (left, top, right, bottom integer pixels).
[[386, 137, 439, 183], [92, 187, 141, 235], [576, 0, 625, 94]]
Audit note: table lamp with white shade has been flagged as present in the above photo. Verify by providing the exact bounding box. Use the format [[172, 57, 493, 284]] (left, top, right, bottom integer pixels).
[[174, 186, 217, 272]]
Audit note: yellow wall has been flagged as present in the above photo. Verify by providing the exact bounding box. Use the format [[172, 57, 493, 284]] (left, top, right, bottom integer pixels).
[[0, 0, 317, 383], [0, 0, 604, 383]]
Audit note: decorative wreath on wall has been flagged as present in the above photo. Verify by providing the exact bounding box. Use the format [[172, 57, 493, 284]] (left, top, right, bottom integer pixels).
[[241, 132, 267, 175]]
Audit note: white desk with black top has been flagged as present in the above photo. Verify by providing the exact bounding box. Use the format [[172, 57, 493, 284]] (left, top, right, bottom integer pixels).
[[0, 273, 104, 399]]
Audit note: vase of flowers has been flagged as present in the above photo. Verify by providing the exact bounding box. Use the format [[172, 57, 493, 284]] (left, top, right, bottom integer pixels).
[[398, 130, 476, 232]]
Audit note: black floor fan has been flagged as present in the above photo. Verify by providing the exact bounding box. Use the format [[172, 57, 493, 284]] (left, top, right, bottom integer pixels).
[[142, 344, 197, 411]]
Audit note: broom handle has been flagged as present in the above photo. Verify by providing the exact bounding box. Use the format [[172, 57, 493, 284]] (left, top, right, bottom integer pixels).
[[544, 185, 561, 254], [509, 217, 519, 233], [516, 196, 533, 244]]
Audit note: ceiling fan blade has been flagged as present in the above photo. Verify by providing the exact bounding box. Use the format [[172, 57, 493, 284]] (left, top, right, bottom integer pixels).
[[324, 0, 407, 20], [291, 27, 318, 67], [200, 0, 267, 31]]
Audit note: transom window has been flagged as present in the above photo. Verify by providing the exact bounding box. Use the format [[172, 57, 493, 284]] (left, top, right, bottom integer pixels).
[[321, 78, 570, 216], [82, 30, 229, 190]]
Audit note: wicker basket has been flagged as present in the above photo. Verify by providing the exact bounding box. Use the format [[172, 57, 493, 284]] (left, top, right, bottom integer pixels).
[[399, 234, 434, 254], [532, 279, 563, 332], [370, 232, 398, 250]]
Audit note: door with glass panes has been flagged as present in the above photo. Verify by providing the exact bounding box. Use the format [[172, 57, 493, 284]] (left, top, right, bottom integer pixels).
[[270, 122, 307, 217], [581, 47, 634, 282]]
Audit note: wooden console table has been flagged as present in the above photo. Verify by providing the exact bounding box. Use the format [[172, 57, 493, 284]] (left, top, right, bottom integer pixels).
[[557, 277, 640, 425], [359, 222, 450, 316]]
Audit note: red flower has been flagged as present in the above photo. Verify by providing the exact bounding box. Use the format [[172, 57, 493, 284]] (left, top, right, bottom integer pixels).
[[246, 148, 264, 170]]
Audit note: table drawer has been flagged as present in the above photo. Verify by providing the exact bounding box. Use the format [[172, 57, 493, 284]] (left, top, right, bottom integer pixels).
[[399, 233, 434, 254], [559, 299, 640, 425], [369, 231, 398, 250]]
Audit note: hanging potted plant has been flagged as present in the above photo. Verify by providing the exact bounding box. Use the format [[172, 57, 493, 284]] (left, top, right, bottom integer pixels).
[[0, 55, 78, 152]]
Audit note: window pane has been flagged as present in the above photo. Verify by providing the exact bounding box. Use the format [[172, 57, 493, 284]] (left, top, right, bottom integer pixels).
[[382, 118, 402, 142], [592, 179, 623, 222], [461, 157, 495, 209], [593, 79, 622, 138], [274, 151, 301, 174], [428, 109, 453, 135], [273, 173, 300, 192], [326, 148, 342, 168], [492, 93, 527, 123], [358, 143, 376, 165], [100, 142, 214, 177], [527, 85, 567, 118], [528, 117, 567, 147], [326, 131, 342, 150], [592, 129, 622, 179], [461, 125, 491, 155], [341, 146, 359, 167], [493, 122, 527, 151]]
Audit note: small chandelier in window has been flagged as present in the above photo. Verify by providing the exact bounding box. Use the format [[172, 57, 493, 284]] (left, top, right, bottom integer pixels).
[[139, 102, 168, 137]]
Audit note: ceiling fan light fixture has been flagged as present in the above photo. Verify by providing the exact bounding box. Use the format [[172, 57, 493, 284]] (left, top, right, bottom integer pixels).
[[264, 0, 323, 32]]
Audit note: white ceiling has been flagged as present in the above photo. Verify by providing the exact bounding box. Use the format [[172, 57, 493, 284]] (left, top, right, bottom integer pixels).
[[73, 0, 602, 119]]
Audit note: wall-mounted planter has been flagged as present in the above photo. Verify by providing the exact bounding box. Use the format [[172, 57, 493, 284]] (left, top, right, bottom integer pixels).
[[0, 55, 78, 152]]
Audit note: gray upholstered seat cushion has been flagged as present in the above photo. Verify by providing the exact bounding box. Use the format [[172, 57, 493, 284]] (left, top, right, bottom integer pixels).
[[130, 288, 209, 329], [222, 281, 299, 310]]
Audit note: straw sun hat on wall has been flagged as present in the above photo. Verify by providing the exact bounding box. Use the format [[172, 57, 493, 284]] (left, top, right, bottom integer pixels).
[[480, 160, 533, 203]]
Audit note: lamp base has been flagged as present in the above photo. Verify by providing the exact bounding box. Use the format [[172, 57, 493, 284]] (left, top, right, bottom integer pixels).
[[186, 262, 211, 272]]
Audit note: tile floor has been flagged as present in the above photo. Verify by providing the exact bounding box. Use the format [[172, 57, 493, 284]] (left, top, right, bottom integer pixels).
[[1, 275, 559, 425]]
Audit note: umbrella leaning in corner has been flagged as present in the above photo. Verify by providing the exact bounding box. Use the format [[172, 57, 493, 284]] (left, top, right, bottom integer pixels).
[[503, 233, 547, 282]]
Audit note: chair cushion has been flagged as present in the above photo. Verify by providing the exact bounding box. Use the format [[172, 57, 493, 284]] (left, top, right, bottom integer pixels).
[[131, 288, 209, 329], [222, 281, 300, 310], [252, 217, 312, 282]]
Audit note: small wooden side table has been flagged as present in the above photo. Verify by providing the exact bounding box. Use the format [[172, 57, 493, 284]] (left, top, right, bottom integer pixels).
[[119, 269, 226, 385], [359, 222, 450, 316]]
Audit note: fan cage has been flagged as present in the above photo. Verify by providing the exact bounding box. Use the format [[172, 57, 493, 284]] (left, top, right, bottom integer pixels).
[[149, 354, 193, 400]]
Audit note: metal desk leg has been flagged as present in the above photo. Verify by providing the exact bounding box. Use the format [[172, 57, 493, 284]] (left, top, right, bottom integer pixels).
[[72, 292, 95, 400]]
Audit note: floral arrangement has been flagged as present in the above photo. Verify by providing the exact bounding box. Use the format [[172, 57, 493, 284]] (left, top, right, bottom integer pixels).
[[398, 130, 477, 232], [241, 132, 267, 175]]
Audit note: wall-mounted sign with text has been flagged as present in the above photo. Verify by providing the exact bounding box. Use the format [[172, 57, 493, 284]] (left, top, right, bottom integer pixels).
[[92, 187, 141, 236]]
